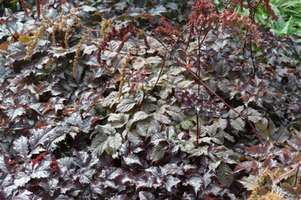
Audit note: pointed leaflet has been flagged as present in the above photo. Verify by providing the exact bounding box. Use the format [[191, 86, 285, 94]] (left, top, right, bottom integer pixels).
[[228, 105, 244, 118], [132, 111, 149, 122], [137, 118, 161, 138], [152, 113, 171, 124], [0, 154, 11, 173], [139, 191, 155, 200], [183, 174, 203, 195], [102, 92, 118, 108], [39, 178, 59, 196], [13, 136, 29, 156], [6, 107, 26, 120], [9, 75, 24, 87], [287, 140, 301, 151], [207, 123, 218, 137], [219, 131, 235, 143], [274, 126, 290, 143], [76, 168, 95, 184], [107, 133, 122, 152], [66, 112, 82, 126], [163, 163, 180, 175], [116, 98, 136, 112], [217, 163, 233, 188], [281, 182, 295, 194], [123, 154, 142, 166], [0, 65, 13, 85], [164, 175, 181, 192], [31, 160, 51, 178], [238, 175, 258, 191], [215, 60, 229, 77], [165, 106, 183, 121], [151, 133, 167, 146], [95, 124, 116, 135], [181, 117, 194, 130], [90, 132, 108, 156], [146, 56, 163, 64], [149, 5, 167, 15], [14, 172, 31, 187], [217, 79, 230, 92], [177, 80, 194, 89], [48, 131, 67, 151], [150, 142, 169, 163], [255, 122, 273, 138], [29, 126, 54, 149], [72, 149, 99, 168], [37, 81, 51, 94], [124, 129, 143, 142], [242, 107, 262, 123], [216, 118, 228, 130], [246, 145, 267, 156], [108, 113, 129, 128], [203, 170, 215, 188], [233, 161, 259, 174], [230, 118, 245, 131]]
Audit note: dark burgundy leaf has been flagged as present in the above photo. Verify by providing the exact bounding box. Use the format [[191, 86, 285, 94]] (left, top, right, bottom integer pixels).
[[139, 191, 155, 200], [164, 175, 180, 192], [123, 154, 142, 166], [0, 154, 11, 173]]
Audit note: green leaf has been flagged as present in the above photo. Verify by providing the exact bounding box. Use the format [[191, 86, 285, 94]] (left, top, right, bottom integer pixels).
[[82, 5, 97, 12], [217, 163, 233, 188], [229, 106, 244, 118], [181, 118, 194, 130], [152, 113, 171, 124], [206, 79, 217, 92], [108, 113, 129, 128], [137, 118, 161, 138], [107, 133, 122, 152], [216, 118, 228, 130], [215, 60, 229, 77], [219, 131, 235, 143], [187, 145, 209, 157], [255, 123, 272, 139], [274, 126, 290, 143], [230, 118, 245, 131], [217, 79, 230, 93], [160, 88, 172, 99], [243, 107, 262, 123], [165, 106, 183, 121], [206, 123, 218, 137], [149, 5, 167, 15], [132, 111, 149, 122], [177, 80, 194, 89], [238, 175, 258, 191], [95, 124, 116, 135], [123, 130, 142, 142], [279, 16, 294, 35], [150, 142, 169, 163], [102, 92, 118, 108], [116, 98, 136, 112], [90, 132, 108, 156]]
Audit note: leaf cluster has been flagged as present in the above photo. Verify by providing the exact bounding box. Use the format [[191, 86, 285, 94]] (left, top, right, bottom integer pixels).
[[0, 0, 301, 199]]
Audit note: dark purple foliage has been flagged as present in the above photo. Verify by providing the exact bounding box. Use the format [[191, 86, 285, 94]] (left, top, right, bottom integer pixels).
[[0, 0, 300, 199]]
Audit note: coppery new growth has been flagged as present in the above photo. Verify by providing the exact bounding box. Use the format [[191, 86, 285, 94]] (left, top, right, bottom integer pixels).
[[187, 0, 261, 45]]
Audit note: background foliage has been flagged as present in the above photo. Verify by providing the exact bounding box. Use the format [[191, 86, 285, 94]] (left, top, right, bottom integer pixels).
[[0, 0, 301, 199]]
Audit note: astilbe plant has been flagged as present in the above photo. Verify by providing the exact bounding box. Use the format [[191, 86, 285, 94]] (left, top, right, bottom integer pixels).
[[0, 0, 301, 199]]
